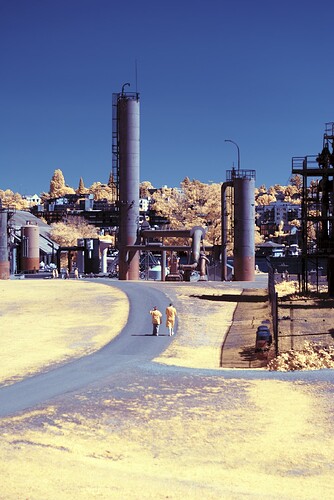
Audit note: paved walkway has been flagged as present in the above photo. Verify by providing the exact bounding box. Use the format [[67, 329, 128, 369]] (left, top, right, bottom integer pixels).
[[0, 282, 174, 417]]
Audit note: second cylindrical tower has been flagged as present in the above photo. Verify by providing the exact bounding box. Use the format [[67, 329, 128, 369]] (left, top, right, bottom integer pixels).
[[233, 173, 255, 281]]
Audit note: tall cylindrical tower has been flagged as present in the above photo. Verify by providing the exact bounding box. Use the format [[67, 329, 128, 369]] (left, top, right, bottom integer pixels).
[[233, 174, 255, 281], [117, 91, 140, 280], [0, 209, 10, 279], [21, 223, 40, 272]]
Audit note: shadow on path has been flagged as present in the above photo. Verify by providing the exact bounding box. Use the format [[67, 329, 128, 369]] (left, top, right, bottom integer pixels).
[[191, 293, 268, 303]]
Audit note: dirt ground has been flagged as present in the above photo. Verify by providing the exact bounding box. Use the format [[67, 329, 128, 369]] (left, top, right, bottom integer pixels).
[[0, 279, 334, 499], [277, 293, 334, 352]]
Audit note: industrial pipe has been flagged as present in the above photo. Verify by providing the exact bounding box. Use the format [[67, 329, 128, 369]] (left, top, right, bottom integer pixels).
[[0, 210, 10, 279], [190, 226, 206, 264], [221, 181, 232, 280]]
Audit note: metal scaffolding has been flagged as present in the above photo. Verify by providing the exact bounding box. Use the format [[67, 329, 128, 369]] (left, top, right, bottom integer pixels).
[[292, 122, 334, 293]]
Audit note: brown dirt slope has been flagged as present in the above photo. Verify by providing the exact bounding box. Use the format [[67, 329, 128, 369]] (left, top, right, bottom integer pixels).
[[221, 288, 274, 368]]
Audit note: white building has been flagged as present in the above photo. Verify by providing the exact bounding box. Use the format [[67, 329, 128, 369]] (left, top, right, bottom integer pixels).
[[139, 198, 150, 212], [256, 201, 301, 231], [24, 194, 41, 206]]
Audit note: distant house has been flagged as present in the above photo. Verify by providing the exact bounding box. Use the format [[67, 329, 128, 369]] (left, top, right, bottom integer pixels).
[[24, 194, 41, 206]]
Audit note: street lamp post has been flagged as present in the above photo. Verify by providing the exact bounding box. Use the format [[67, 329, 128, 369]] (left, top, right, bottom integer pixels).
[[225, 139, 240, 172]]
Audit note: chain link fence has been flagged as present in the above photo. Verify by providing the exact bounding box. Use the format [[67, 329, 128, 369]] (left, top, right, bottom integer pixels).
[[267, 259, 334, 354]]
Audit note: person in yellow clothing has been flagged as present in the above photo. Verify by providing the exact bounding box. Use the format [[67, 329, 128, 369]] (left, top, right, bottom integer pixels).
[[165, 303, 177, 336], [149, 306, 162, 336]]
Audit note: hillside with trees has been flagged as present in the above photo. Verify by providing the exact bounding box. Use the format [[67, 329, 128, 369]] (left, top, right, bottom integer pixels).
[[0, 169, 303, 249]]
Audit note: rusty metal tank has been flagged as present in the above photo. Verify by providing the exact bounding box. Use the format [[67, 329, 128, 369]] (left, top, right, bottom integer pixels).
[[21, 222, 40, 272]]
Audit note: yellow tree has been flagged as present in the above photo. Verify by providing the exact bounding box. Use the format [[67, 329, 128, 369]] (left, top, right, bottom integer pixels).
[[50, 219, 99, 247], [151, 186, 185, 229], [76, 177, 88, 195], [256, 184, 267, 195], [255, 193, 276, 206], [0, 189, 29, 210], [284, 184, 300, 202], [89, 182, 115, 202], [140, 181, 154, 198], [289, 219, 301, 229], [49, 169, 75, 198], [273, 183, 285, 193], [151, 178, 222, 246], [268, 186, 277, 197], [290, 174, 303, 191], [204, 183, 223, 246]]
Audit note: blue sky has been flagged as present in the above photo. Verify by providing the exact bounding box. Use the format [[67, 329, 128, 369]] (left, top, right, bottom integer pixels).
[[1, 0, 334, 195]]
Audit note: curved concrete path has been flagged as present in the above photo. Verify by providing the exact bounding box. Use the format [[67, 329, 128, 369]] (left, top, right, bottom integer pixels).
[[0, 281, 174, 417], [1, 279, 334, 418]]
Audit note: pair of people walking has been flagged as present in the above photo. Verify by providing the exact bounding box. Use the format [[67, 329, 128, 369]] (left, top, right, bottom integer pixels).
[[149, 303, 177, 336]]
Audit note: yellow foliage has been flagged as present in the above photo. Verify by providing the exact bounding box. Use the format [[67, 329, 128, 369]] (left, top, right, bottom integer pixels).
[[268, 341, 334, 371], [50, 220, 99, 246], [49, 169, 75, 198], [89, 182, 115, 201], [140, 181, 154, 198], [151, 180, 222, 246], [0, 189, 29, 210]]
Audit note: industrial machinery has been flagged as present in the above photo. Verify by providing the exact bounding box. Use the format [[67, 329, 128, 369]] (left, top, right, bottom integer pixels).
[[112, 84, 210, 281], [139, 226, 208, 281], [292, 122, 334, 293]]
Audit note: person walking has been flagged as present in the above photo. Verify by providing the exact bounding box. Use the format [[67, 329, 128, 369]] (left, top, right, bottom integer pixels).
[[149, 306, 162, 336], [165, 303, 177, 336]]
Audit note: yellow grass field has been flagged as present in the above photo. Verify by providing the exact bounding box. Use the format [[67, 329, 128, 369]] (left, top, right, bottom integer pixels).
[[0, 280, 333, 499], [0, 280, 129, 386]]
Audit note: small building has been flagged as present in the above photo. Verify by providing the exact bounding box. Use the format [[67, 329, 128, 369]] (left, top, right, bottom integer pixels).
[[256, 241, 285, 258], [256, 201, 301, 233], [24, 194, 41, 206]]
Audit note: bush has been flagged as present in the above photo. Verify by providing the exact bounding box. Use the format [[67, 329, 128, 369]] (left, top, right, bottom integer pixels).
[[268, 341, 334, 371]]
